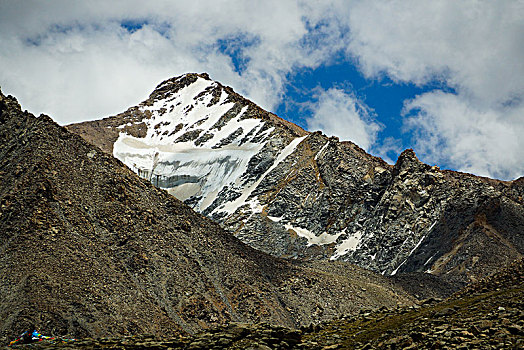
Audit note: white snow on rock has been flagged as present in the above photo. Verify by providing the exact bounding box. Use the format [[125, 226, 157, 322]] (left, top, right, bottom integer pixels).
[[113, 75, 274, 212], [331, 230, 362, 259], [285, 224, 343, 246], [390, 231, 429, 276], [113, 74, 309, 219], [314, 141, 330, 161], [219, 135, 307, 214]]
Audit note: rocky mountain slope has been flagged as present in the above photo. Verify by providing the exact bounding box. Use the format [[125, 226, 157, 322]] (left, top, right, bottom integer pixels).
[[15, 260, 523, 349], [69, 73, 524, 288], [300, 258, 523, 349], [0, 89, 415, 342]]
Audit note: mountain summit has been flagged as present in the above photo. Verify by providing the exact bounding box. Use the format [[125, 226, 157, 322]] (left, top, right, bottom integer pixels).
[[68, 73, 524, 288]]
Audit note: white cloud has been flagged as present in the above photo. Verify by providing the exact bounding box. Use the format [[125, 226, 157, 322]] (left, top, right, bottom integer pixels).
[[0, 0, 343, 124], [343, 0, 524, 179], [306, 88, 381, 151], [346, 0, 524, 103], [404, 92, 524, 180]]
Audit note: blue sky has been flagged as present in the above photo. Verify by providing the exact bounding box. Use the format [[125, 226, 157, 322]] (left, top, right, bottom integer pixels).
[[273, 63, 457, 162], [0, 1, 523, 180]]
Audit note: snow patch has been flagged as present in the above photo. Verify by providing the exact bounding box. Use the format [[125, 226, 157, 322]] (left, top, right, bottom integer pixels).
[[390, 260, 405, 276], [390, 232, 427, 276], [142, 77, 236, 144], [408, 233, 426, 257], [314, 141, 330, 160], [117, 122, 133, 129], [332, 230, 362, 259], [284, 224, 343, 246], [424, 254, 436, 267], [219, 135, 307, 214], [201, 106, 255, 147]]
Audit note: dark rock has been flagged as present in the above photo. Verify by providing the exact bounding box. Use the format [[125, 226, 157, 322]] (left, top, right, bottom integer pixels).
[[507, 324, 522, 335]]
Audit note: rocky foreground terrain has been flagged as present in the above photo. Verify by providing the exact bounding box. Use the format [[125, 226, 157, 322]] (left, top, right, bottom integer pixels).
[[7, 259, 523, 349], [69, 73, 524, 289], [0, 89, 416, 342]]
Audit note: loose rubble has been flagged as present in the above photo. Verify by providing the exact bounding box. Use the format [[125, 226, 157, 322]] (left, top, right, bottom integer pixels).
[[9, 259, 522, 349]]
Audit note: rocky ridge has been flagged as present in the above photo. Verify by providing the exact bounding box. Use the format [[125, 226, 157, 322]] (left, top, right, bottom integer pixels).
[[0, 89, 415, 342], [68, 73, 524, 288]]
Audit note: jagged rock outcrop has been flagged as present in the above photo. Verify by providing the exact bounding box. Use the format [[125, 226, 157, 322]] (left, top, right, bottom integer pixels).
[[68, 73, 524, 288], [0, 89, 414, 342]]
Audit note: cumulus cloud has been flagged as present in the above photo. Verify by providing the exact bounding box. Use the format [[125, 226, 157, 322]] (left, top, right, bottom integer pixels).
[[346, 1, 524, 102], [0, 0, 343, 124], [404, 92, 524, 180], [306, 88, 381, 151], [342, 0, 524, 179]]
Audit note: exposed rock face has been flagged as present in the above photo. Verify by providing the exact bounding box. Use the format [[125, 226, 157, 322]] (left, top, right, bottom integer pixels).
[[0, 89, 414, 341], [68, 73, 524, 288]]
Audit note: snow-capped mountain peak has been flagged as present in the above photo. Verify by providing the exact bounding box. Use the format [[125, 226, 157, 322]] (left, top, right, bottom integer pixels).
[[110, 74, 308, 218], [68, 73, 524, 287], [115, 76, 258, 210]]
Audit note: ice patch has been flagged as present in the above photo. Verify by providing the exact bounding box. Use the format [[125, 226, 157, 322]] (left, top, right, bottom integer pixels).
[[168, 183, 201, 201], [113, 134, 266, 212]]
